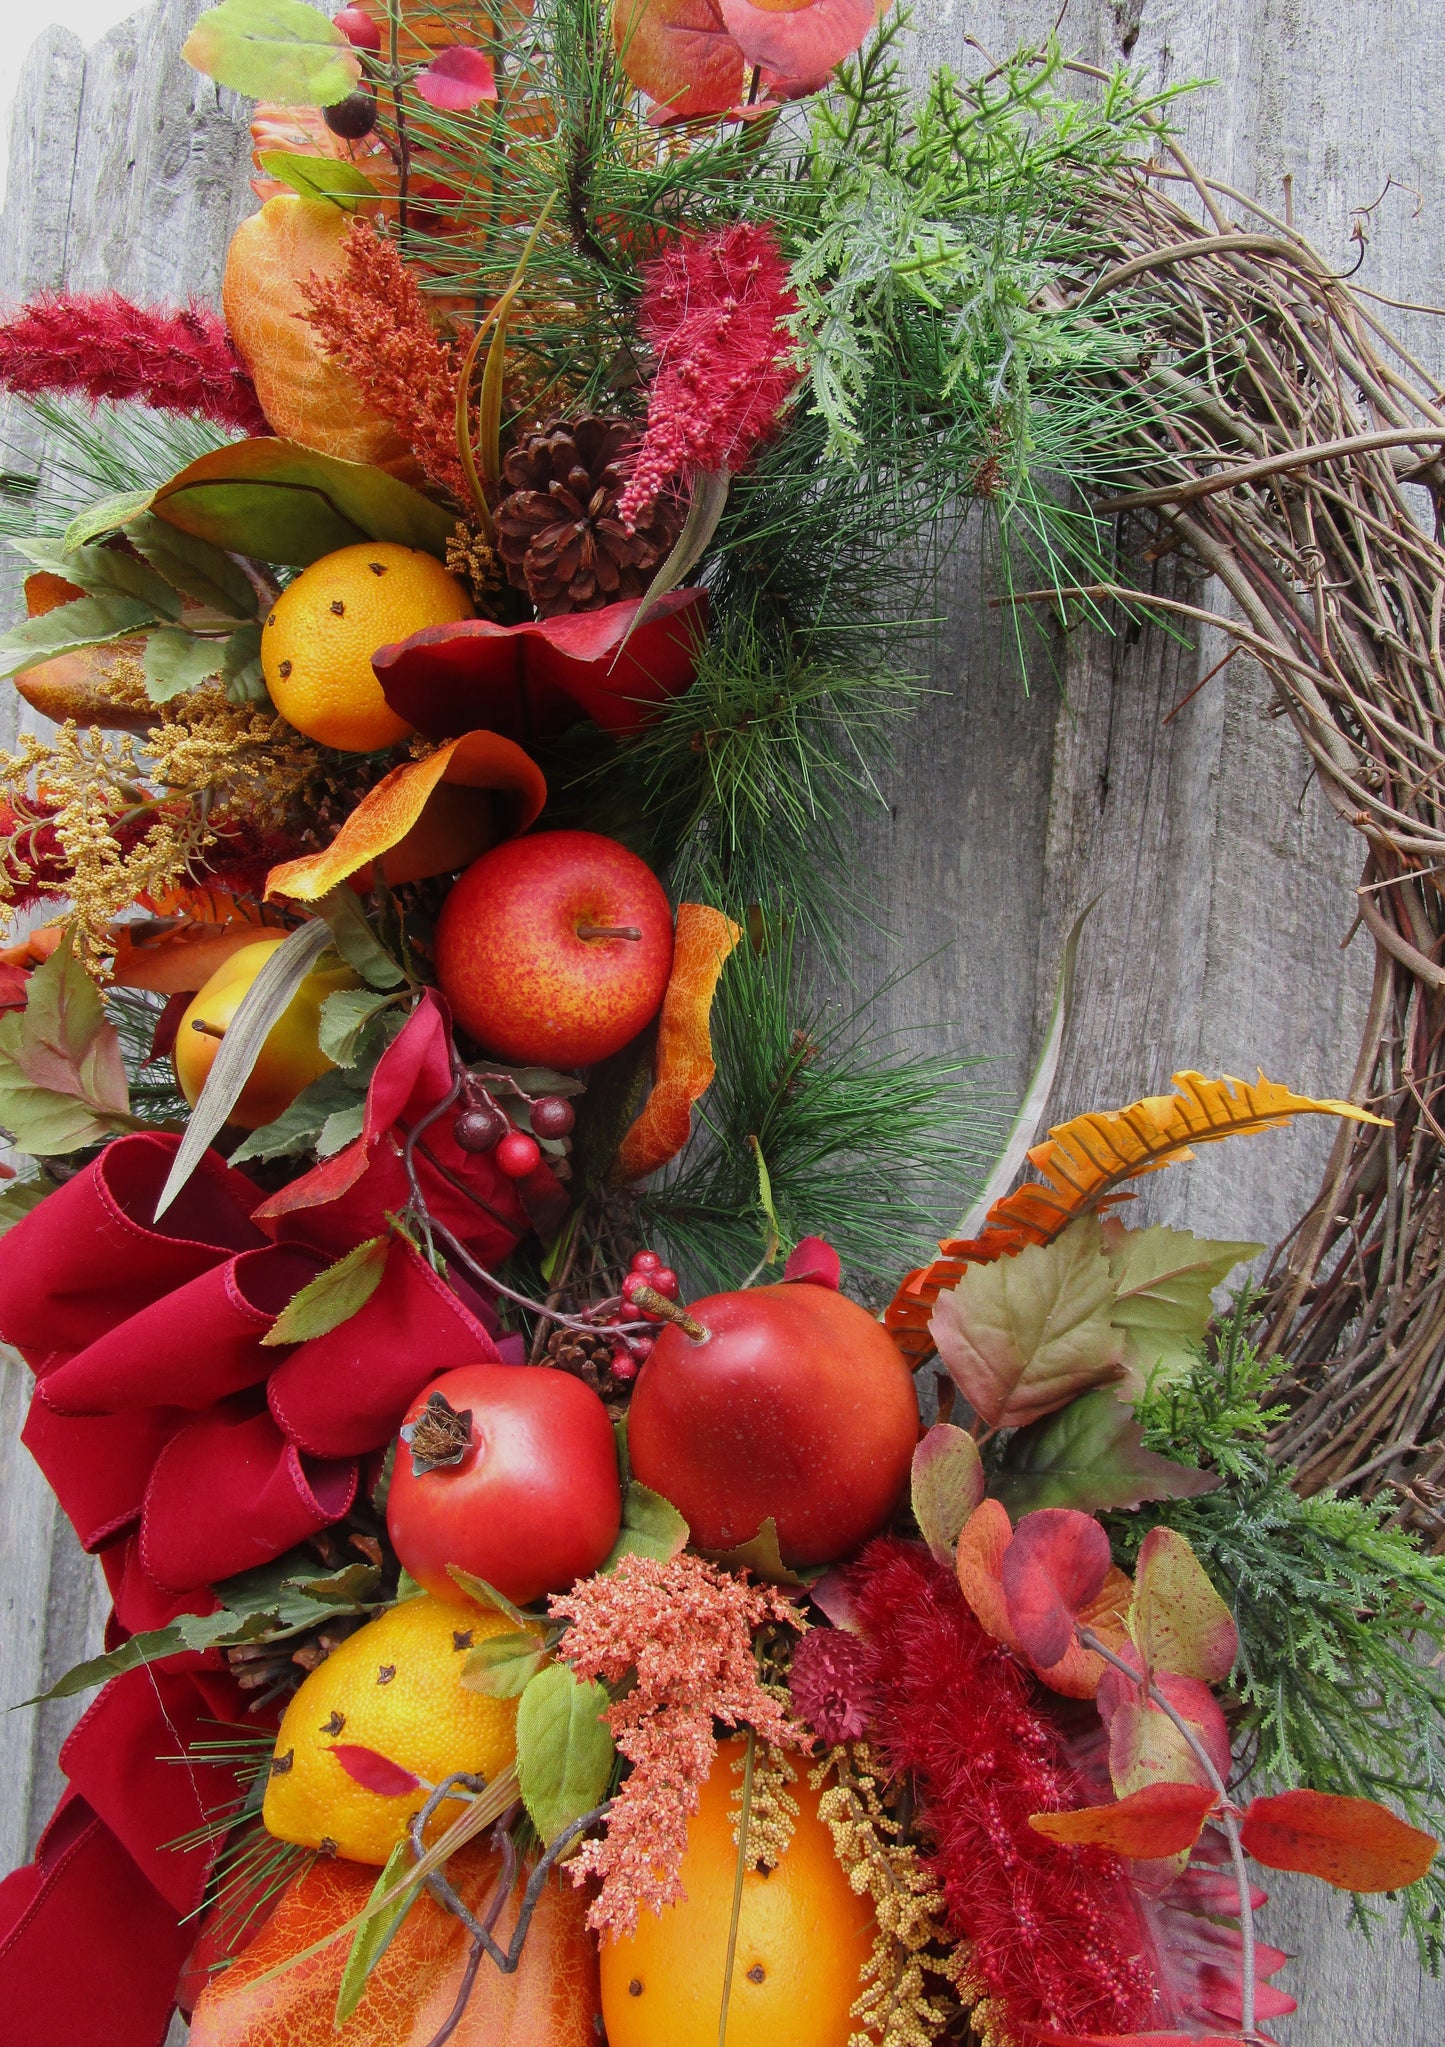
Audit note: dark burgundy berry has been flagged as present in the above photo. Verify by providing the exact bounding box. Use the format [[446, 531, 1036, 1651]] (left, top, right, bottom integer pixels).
[[629, 1249, 662, 1276], [530, 1094, 575, 1140], [494, 1130, 542, 1179], [453, 1103, 508, 1153], [324, 90, 378, 139]]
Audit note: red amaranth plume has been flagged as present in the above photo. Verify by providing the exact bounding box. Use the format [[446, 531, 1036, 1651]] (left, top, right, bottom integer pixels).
[[0, 294, 267, 434], [617, 221, 801, 529]]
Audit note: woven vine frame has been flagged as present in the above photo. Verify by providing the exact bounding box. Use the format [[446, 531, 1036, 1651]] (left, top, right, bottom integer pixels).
[[1018, 119, 1445, 1528]]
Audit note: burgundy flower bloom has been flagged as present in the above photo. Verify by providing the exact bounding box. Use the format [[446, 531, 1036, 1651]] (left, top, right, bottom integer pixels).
[[788, 1624, 881, 1743]]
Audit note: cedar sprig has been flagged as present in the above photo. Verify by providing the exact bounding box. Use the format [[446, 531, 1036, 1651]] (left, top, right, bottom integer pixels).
[[303, 217, 468, 502]]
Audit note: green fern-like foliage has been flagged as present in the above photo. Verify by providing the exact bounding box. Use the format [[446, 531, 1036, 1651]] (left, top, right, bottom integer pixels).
[[1125, 1301, 1445, 1965]]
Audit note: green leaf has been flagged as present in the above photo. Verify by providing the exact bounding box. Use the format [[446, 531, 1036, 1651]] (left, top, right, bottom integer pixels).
[[1130, 1525, 1238, 1684], [258, 150, 381, 211], [461, 1629, 550, 1699], [0, 929, 132, 1154], [446, 1567, 532, 1629], [125, 509, 259, 619], [262, 1236, 388, 1346], [151, 439, 454, 568], [0, 592, 160, 678], [994, 1387, 1224, 1516], [701, 1516, 817, 1589], [336, 1842, 425, 2024], [228, 1066, 364, 1164], [155, 919, 336, 1216], [910, 1422, 985, 1565], [314, 885, 409, 990], [21, 1609, 241, 1704], [930, 1214, 1128, 1431], [319, 988, 397, 1066], [515, 1662, 614, 1845], [63, 488, 157, 551], [0, 1175, 55, 1234], [12, 536, 182, 618], [139, 627, 226, 702], [182, 0, 361, 106], [317, 1103, 367, 1156], [1106, 1223, 1262, 1389], [604, 1479, 689, 1570], [285, 1560, 382, 1608], [221, 619, 267, 702]]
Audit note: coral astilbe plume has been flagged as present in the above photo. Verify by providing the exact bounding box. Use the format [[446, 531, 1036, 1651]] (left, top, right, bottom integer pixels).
[[616, 221, 802, 529], [0, 293, 266, 432], [848, 1538, 1158, 2041], [302, 218, 468, 501], [549, 1552, 802, 1935]]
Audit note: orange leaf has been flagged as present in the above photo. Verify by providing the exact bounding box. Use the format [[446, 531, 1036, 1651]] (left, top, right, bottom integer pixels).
[[266, 731, 547, 903], [886, 1071, 1388, 1366], [614, 0, 747, 120], [955, 1497, 1014, 1646], [1035, 1566, 1134, 1700], [24, 570, 85, 617], [109, 891, 288, 995], [188, 1839, 600, 2046], [1239, 1789, 1438, 1893], [611, 902, 743, 1182], [1029, 1780, 1217, 1859], [223, 196, 419, 478]]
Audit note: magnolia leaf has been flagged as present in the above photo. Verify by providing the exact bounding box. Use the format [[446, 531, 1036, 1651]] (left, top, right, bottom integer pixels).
[[1106, 1223, 1261, 1387], [329, 1744, 422, 1797], [125, 509, 259, 619], [910, 1423, 984, 1565], [0, 1175, 53, 1234], [446, 1567, 533, 1630], [604, 1479, 689, 1570], [221, 618, 266, 702], [461, 1629, 550, 1700], [0, 592, 161, 677], [314, 884, 409, 990], [1029, 1781, 1217, 1859], [140, 627, 226, 702], [262, 1236, 387, 1347], [515, 1662, 614, 1845], [227, 1066, 364, 1165], [335, 1841, 424, 2025], [182, 0, 361, 106], [12, 536, 182, 617], [1000, 1508, 1112, 1669], [1130, 1526, 1238, 1684], [318, 988, 397, 1067], [1238, 1789, 1438, 1893], [155, 918, 335, 1216], [930, 1215, 1127, 1430], [63, 487, 157, 550], [995, 1387, 1223, 1517], [257, 149, 381, 210], [151, 439, 454, 569], [701, 1515, 817, 1588]]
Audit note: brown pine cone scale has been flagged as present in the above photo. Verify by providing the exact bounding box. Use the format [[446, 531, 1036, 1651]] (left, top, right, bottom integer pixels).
[[495, 416, 683, 618]]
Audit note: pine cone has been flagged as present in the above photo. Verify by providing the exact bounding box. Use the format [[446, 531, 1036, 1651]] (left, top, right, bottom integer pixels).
[[495, 417, 683, 618], [545, 1324, 614, 1389]]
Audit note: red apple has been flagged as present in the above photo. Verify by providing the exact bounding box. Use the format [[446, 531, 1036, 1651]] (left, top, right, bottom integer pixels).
[[387, 1363, 622, 1605], [434, 830, 674, 1066], [627, 1284, 919, 1568]]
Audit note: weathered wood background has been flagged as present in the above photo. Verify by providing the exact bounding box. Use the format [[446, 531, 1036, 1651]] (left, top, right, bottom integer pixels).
[[0, 0, 1441, 2037]]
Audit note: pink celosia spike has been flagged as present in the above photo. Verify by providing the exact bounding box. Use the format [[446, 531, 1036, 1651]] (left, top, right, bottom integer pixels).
[[0, 293, 267, 434]]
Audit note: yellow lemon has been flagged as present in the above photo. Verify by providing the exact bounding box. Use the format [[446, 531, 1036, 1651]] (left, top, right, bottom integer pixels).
[[263, 1595, 522, 1866], [261, 540, 473, 752]]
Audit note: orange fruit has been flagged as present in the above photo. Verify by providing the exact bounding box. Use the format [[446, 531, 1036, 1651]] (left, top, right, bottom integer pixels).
[[173, 933, 360, 1130], [263, 1595, 523, 1866], [262, 541, 474, 752], [599, 1738, 877, 2047]]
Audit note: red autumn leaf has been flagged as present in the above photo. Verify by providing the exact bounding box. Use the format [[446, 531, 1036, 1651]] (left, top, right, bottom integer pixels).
[[328, 1743, 423, 1797], [376, 586, 707, 743], [414, 46, 498, 110], [613, 0, 746, 120], [783, 1235, 841, 1288], [1029, 1780, 1217, 1860], [1239, 1789, 1438, 1893], [1000, 1507, 1112, 1669], [718, 0, 879, 91]]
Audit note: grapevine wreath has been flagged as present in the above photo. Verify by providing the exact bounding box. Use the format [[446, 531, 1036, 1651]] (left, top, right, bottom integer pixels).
[[0, 4, 1441, 2044]]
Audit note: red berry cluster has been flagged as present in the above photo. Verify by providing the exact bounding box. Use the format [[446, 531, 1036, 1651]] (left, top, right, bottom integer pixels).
[[593, 1249, 678, 1383], [452, 1082, 574, 1180]]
